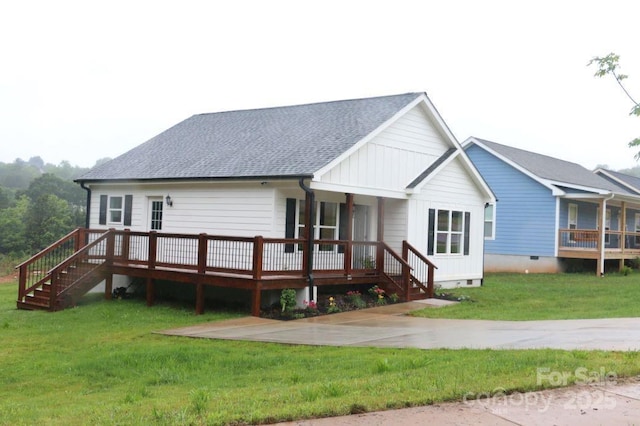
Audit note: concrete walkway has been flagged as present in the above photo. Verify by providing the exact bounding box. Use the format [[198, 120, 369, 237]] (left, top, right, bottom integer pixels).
[[160, 299, 640, 351], [159, 301, 640, 425]]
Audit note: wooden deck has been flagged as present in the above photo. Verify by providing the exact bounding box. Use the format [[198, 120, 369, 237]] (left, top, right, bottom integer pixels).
[[16, 228, 436, 316]]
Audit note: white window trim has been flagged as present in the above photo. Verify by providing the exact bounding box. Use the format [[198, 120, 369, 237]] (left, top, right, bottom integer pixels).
[[484, 203, 496, 240], [435, 209, 465, 256], [108, 195, 124, 225], [294, 199, 340, 252]]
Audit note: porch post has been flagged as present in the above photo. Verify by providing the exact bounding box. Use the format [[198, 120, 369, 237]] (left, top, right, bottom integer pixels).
[[377, 197, 385, 274], [344, 193, 354, 276], [377, 197, 385, 241], [620, 202, 627, 271], [598, 198, 607, 276]]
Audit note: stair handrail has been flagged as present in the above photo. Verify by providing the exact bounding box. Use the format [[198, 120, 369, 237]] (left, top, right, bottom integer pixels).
[[380, 243, 413, 300], [16, 228, 85, 302], [48, 230, 113, 308], [402, 240, 438, 298]]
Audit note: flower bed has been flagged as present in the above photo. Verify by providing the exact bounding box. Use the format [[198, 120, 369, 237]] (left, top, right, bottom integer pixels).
[[261, 286, 400, 320]]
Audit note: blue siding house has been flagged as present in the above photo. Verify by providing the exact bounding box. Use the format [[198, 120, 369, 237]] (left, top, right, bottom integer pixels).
[[464, 137, 640, 275]]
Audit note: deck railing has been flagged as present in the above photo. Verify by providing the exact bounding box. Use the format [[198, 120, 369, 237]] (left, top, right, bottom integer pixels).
[[19, 228, 437, 307], [558, 228, 640, 252]]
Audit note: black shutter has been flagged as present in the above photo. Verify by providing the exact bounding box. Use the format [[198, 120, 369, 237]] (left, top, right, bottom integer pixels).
[[99, 195, 108, 225], [427, 208, 435, 255], [284, 198, 296, 253], [124, 195, 133, 226], [338, 203, 347, 254], [464, 212, 471, 256]]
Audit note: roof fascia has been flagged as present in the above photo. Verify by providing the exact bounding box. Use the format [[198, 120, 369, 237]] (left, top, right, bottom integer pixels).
[[464, 137, 565, 196], [546, 180, 611, 195], [75, 174, 313, 185]]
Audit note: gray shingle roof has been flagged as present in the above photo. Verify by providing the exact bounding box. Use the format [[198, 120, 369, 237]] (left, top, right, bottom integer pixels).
[[597, 169, 640, 195], [77, 93, 424, 182], [472, 138, 633, 194]]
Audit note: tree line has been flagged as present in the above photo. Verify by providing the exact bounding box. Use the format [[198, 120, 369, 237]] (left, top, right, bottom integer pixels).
[[0, 157, 109, 269]]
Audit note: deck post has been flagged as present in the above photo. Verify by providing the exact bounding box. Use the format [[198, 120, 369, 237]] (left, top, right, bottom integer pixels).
[[197, 233, 207, 274], [105, 228, 115, 267], [18, 264, 27, 301], [105, 274, 113, 300], [253, 236, 263, 280], [195, 282, 204, 315], [402, 241, 410, 300], [74, 228, 85, 252], [121, 228, 131, 262], [147, 232, 157, 307], [251, 284, 261, 317], [344, 193, 354, 276], [146, 278, 155, 306]]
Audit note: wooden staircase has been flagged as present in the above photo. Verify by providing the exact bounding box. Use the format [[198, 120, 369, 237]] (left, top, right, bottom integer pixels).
[[17, 229, 112, 311], [377, 241, 437, 302]]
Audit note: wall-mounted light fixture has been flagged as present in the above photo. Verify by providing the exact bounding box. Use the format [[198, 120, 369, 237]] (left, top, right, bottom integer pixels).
[[165, 195, 173, 206]]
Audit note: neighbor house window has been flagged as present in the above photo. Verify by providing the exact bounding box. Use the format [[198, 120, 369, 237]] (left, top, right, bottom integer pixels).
[[109, 196, 124, 224], [484, 203, 495, 239]]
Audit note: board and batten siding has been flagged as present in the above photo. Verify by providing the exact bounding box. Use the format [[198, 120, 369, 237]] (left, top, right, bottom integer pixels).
[[407, 157, 487, 282], [318, 105, 450, 192], [465, 144, 557, 256], [89, 183, 277, 237]]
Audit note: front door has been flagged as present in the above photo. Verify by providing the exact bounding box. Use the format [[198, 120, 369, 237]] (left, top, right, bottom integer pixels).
[[352, 205, 370, 267], [148, 197, 164, 231]]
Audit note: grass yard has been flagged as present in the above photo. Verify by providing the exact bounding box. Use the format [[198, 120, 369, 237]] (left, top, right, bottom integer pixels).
[[1, 276, 640, 425], [413, 272, 640, 320]]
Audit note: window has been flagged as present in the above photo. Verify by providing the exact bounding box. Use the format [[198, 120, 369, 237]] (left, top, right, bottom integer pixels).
[[99, 194, 132, 226], [635, 213, 640, 245], [484, 204, 495, 239], [436, 209, 464, 255], [109, 196, 123, 224], [287, 199, 340, 252], [150, 200, 163, 230]]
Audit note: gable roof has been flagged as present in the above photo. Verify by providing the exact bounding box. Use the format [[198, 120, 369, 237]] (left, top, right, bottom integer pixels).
[[594, 169, 640, 196], [464, 137, 634, 196], [77, 93, 427, 182]]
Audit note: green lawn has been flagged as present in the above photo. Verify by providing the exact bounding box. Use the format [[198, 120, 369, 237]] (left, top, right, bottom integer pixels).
[[412, 272, 640, 320], [1, 277, 640, 425]]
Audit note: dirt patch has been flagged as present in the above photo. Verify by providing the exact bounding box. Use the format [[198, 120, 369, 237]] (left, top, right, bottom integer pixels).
[[0, 274, 17, 284]]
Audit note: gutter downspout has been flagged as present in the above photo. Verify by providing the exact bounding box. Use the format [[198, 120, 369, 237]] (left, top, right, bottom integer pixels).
[[299, 178, 315, 301], [80, 182, 91, 229]]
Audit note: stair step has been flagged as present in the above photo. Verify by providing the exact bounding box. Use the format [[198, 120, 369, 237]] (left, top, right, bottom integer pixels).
[[22, 296, 51, 309]]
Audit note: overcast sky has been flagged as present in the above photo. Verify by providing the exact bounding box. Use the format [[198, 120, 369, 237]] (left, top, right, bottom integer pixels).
[[1, 0, 639, 171]]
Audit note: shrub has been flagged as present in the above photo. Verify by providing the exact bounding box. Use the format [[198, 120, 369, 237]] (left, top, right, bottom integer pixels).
[[280, 289, 297, 313]]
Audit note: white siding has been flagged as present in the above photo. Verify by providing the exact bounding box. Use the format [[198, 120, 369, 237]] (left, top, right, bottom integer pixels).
[[408, 158, 486, 283], [383, 198, 408, 253], [88, 182, 277, 237], [319, 105, 450, 192]]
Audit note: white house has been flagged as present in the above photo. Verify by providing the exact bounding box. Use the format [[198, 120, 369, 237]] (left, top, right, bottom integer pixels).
[[17, 93, 496, 315]]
